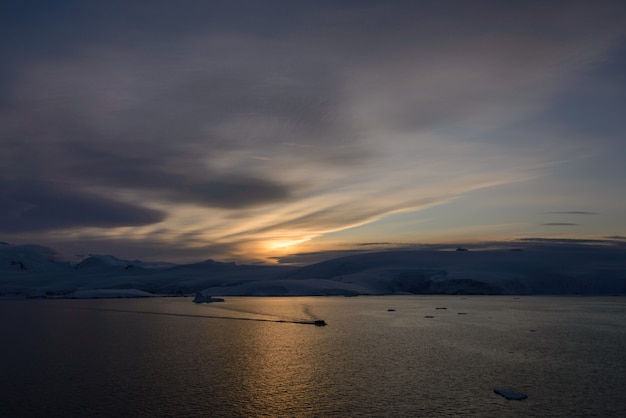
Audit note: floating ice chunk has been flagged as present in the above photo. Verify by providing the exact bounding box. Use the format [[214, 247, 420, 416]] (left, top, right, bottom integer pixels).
[[192, 292, 225, 303], [494, 389, 528, 400]]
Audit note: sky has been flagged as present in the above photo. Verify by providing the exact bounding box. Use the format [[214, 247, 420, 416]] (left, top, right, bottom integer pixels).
[[1, 0, 626, 264]]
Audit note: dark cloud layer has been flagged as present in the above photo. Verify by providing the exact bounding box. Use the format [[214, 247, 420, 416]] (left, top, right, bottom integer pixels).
[[2, 133, 294, 227], [0, 1, 351, 221], [0, 181, 164, 233], [51, 143, 293, 209]]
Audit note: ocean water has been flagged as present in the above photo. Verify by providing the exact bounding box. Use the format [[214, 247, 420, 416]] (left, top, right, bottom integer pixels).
[[1, 296, 625, 417]]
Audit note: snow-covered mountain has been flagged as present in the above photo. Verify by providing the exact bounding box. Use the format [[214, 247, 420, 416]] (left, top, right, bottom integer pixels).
[[1, 242, 625, 298], [0, 243, 294, 298]]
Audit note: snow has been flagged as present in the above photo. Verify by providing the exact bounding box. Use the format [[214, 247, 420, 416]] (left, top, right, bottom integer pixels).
[[66, 289, 157, 299], [2, 242, 626, 299]]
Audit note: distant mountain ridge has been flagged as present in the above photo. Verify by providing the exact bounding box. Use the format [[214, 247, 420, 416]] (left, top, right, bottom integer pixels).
[[1, 242, 625, 298]]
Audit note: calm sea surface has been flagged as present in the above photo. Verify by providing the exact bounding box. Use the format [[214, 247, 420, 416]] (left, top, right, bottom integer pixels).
[[1, 296, 625, 417]]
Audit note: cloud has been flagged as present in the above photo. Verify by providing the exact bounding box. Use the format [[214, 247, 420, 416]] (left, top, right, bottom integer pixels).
[[355, 242, 392, 246], [1, 1, 625, 261], [0, 181, 165, 233], [274, 237, 626, 265], [546, 211, 598, 215], [515, 237, 617, 245]]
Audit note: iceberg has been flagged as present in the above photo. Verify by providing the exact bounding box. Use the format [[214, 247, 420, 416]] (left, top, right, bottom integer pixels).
[[192, 292, 225, 303], [494, 389, 528, 400]]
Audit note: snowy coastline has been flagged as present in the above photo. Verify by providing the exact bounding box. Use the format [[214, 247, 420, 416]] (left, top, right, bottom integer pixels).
[[2, 242, 626, 299]]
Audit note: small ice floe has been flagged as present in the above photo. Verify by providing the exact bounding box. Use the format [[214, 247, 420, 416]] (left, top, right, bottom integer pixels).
[[192, 292, 225, 303], [494, 389, 528, 400]]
